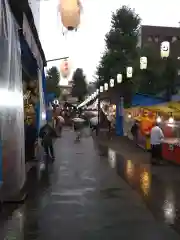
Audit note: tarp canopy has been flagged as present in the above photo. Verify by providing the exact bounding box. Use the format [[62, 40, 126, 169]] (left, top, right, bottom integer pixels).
[[146, 101, 180, 118]]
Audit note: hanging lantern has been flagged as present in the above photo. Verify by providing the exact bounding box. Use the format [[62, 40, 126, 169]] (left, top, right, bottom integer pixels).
[[60, 59, 70, 78], [59, 0, 81, 31], [160, 41, 170, 58], [140, 57, 147, 70], [100, 86, 103, 92], [104, 83, 108, 91], [110, 78, 114, 87], [156, 116, 162, 123], [126, 67, 133, 78], [117, 73, 122, 83]]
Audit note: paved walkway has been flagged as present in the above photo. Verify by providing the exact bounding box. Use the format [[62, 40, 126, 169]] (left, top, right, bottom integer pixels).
[[0, 129, 180, 239]]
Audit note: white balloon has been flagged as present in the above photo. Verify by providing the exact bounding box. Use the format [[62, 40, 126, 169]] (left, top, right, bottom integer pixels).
[[140, 56, 147, 70], [100, 86, 103, 92], [104, 83, 108, 91], [117, 73, 122, 83], [160, 41, 170, 58], [110, 78, 114, 87], [126, 67, 133, 78]]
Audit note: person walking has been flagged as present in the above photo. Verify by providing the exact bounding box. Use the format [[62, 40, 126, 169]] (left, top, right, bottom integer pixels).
[[131, 120, 139, 143], [150, 123, 164, 165], [57, 115, 64, 137], [39, 122, 56, 161]]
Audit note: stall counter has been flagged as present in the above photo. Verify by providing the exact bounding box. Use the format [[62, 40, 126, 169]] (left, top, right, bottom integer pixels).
[[162, 138, 180, 164]]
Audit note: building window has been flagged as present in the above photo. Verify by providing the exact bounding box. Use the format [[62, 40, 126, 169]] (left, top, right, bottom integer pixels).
[[154, 36, 159, 43], [147, 36, 153, 42], [165, 36, 172, 42], [172, 36, 177, 42]]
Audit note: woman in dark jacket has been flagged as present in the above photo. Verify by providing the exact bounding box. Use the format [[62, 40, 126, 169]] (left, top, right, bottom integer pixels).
[[39, 123, 56, 160]]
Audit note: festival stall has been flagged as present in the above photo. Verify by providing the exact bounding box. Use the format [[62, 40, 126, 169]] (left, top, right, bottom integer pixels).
[[125, 101, 180, 164], [124, 107, 156, 150], [100, 101, 116, 129], [145, 101, 180, 164]]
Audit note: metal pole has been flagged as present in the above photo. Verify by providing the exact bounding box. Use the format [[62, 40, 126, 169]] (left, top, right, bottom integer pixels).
[[46, 56, 69, 63], [97, 92, 100, 136]]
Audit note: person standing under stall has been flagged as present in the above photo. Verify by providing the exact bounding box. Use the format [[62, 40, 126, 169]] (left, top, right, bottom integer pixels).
[[150, 122, 164, 165], [131, 120, 139, 143], [39, 122, 56, 161], [107, 113, 113, 140], [57, 115, 64, 137]]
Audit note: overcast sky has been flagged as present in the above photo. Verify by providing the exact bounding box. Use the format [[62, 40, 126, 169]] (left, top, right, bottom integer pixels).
[[39, 0, 180, 84]]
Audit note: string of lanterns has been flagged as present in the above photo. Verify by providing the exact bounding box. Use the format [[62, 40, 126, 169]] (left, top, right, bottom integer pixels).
[[77, 41, 171, 109], [127, 111, 174, 125], [77, 89, 99, 109]]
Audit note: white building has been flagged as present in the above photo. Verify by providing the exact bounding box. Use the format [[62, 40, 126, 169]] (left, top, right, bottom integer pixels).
[[28, 0, 40, 32]]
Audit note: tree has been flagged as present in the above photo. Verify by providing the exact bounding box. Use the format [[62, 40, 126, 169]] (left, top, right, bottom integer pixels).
[[71, 68, 88, 102], [96, 6, 177, 101], [134, 45, 177, 98], [96, 6, 141, 105], [46, 67, 61, 98]]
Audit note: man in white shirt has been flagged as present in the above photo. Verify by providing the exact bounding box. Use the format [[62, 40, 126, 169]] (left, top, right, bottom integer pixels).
[[150, 123, 164, 164]]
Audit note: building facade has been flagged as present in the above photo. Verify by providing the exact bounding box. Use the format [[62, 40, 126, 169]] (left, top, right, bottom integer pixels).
[[138, 25, 180, 59]]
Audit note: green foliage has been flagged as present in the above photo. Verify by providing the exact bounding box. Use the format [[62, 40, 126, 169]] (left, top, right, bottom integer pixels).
[[96, 5, 141, 100], [134, 45, 177, 97], [96, 5, 178, 100], [46, 67, 61, 98], [71, 68, 88, 102]]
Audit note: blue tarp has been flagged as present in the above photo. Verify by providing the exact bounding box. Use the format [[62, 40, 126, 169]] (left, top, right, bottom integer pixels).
[[19, 33, 38, 78], [131, 93, 165, 107], [42, 70, 47, 105]]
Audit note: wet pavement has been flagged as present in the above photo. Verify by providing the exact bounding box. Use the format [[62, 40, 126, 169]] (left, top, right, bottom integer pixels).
[[0, 129, 180, 239]]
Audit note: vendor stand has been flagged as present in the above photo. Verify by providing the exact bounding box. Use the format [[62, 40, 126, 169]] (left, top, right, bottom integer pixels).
[[124, 107, 156, 150], [145, 101, 180, 164]]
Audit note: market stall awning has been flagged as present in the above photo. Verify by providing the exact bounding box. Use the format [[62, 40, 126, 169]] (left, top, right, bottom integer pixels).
[[145, 101, 180, 118]]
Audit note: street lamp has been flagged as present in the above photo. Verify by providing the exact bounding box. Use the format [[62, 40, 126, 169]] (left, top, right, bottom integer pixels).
[[110, 78, 114, 87], [160, 41, 170, 58], [126, 67, 133, 78], [117, 73, 122, 83], [140, 56, 148, 70], [104, 83, 108, 91]]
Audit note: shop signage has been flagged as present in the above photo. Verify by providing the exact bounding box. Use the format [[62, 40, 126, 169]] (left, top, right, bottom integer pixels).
[[23, 14, 43, 70], [168, 144, 174, 151]]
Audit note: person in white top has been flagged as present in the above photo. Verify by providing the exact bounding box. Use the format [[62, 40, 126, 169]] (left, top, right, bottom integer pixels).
[[150, 123, 164, 164]]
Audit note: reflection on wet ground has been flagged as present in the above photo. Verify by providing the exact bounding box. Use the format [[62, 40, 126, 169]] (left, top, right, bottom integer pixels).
[[1, 130, 180, 239], [106, 145, 180, 235]]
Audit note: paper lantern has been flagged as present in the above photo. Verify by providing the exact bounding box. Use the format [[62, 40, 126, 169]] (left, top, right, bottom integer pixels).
[[59, 0, 81, 30], [104, 83, 108, 91], [117, 73, 122, 83], [140, 56, 147, 70], [160, 41, 170, 58], [126, 67, 133, 78], [110, 78, 114, 87], [100, 86, 103, 92], [60, 59, 70, 78]]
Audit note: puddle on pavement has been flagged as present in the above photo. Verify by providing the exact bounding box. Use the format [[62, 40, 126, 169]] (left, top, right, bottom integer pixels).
[[97, 144, 180, 235]]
